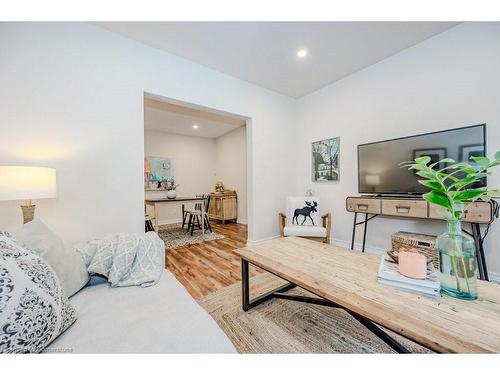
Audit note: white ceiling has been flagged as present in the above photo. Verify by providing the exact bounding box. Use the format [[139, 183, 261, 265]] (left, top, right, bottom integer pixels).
[[144, 98, 245, 138], [97, 22, 459, 98]]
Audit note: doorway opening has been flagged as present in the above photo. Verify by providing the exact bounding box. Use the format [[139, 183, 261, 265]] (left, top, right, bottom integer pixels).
[[143, 92, 252, 298]]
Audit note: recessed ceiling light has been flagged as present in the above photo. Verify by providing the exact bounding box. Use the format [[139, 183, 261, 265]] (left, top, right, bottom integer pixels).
[[297, 49, 308, 58], [192, 124, 199, 129]]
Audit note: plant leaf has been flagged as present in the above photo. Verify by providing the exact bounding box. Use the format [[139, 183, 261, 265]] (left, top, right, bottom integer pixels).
[[495, 151, 500, 161], [415, 170, 436, 180], [453, 189, 487, 201], [414, 156, 431, 165], [471, 156, 490, 167], [423, 191, 451, 209], [418, 179, 444, 191]]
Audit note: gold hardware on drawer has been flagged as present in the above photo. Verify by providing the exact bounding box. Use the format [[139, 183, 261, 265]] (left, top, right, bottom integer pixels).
[[396, 206, 411, 213], [357, 204, 368, 211]]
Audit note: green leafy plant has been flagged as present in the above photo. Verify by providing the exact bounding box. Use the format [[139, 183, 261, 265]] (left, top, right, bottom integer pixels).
[[400, 152, 500, 297], [400, 152, 500, 220]]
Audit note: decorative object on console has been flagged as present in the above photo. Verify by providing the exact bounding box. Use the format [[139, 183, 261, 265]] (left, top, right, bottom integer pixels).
[[214, 181, 225, 193], [312, 137, 339, 181], [0, 166, 57, 224], [0, 232, 76, 353], [279, 197, 331, 243], [391, 231, 438, 269], [401, 151, 500, 300], [144, 156, 173, 190]]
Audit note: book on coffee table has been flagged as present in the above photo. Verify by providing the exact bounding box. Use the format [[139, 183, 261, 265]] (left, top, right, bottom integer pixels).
[[377, 255, 440, 297]]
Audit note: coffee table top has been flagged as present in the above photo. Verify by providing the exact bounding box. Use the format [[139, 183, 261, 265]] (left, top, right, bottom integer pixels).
[[235, 236, 500, 353]]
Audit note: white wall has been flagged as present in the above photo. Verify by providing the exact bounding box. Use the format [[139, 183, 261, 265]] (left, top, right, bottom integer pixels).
[[144, 130, 216, 224], [295, 23, 500, 277], [0, 22, 296, 246], [215, 127, 247, 223]]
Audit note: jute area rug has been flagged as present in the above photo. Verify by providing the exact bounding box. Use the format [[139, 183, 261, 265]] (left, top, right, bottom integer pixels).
[[157, 223, 224, 250], [198, 273, 433, 353]]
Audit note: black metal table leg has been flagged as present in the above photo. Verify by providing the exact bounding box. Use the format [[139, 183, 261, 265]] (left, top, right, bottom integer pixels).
[[362, 213, 368, 253], [471, 223, 489, 281], [240, 259, 415, 353], [351, 212, 358, 250], [242, 259, 295, 311], [349, 313, 411, 353]]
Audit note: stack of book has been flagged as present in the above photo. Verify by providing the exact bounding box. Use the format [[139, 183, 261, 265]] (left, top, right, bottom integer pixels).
[[377, 255, 440, 297]]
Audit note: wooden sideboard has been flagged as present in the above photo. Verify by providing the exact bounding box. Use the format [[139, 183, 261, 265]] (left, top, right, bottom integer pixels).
[[208, 191, 237, 224], [346, 196, 496, 281]]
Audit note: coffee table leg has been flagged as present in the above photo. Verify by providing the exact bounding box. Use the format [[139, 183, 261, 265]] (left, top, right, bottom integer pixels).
[[241, 259, 295, 311]]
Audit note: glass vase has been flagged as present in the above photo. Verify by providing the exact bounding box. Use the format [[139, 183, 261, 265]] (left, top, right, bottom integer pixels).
[[436, 220, 477, 300]]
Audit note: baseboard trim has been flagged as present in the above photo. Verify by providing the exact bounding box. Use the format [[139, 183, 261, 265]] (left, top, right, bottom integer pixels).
[[246, 235, 280, 246], [237, 218, 248, 225], [489, 272, 500, 284], [332, 238, 387, 256]]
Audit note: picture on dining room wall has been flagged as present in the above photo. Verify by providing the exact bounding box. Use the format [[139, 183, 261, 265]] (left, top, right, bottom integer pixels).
[[144, 156, 174, 190], [312, 137, 340, 181]]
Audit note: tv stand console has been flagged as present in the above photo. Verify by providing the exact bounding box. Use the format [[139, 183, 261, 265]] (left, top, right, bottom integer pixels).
[[346, 196, 498, 281]]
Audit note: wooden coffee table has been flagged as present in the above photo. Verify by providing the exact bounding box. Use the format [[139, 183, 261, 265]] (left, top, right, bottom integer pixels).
[[234, 237, 500, 353]]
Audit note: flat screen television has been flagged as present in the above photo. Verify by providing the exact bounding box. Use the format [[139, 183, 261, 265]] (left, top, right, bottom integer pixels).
[[358, 124, 486, 195]]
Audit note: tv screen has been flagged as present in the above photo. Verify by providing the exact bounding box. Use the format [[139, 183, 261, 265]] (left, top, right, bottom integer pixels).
[[358, 124, 486, 195]]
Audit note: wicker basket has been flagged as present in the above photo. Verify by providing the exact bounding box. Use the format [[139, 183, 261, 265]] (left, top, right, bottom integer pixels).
[[391, 231, 439, 269]]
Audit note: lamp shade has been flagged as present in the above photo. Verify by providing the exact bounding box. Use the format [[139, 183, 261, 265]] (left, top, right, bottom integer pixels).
[[0, 166, 57, 201]]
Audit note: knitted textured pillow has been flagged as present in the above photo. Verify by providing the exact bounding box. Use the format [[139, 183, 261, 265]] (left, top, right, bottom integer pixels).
[[0, 231, 76, 353]]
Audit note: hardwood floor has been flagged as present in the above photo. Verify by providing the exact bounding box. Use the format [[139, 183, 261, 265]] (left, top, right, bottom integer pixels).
[[165, 222, 262, 299]]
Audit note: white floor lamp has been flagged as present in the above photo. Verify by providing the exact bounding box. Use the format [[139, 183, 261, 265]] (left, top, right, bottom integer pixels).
[[0, 166, 57, 223]]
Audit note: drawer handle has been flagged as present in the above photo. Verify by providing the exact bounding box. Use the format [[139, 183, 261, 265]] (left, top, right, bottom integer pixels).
[[396, 205, 411, 213], [357, 203, 368, 211]]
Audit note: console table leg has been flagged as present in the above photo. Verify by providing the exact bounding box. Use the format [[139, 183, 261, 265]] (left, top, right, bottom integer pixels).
[[351, 212, 358, 250], [362, 213, 368, 253], [471, 223, 489, 281]]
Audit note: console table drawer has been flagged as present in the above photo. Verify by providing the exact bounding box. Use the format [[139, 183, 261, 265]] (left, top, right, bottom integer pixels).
[[346, 198, 381, 214], [429, 202, 492, 223], [381, 200, 427, 218]]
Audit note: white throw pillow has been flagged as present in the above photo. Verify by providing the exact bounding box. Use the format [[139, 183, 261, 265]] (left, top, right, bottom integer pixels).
[[0, 231, 77, 353], [286, 197, 321, 226], [11, 219, 89, 297]]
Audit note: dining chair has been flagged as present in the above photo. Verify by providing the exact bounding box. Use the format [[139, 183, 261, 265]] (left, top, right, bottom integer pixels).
[[181, 194, 203, 229], [185, 195, 213, 236]]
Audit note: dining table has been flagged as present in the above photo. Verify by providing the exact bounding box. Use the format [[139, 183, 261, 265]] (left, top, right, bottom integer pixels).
[[145, 196, 206, 235]]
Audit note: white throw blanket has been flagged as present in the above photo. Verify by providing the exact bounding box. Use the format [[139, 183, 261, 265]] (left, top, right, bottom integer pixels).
[[74, 232, 165, 287]]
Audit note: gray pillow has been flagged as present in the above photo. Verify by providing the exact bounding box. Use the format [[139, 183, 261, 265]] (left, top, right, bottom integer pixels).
[[11, 219, 89, 297], [0, 231, 77, 353]]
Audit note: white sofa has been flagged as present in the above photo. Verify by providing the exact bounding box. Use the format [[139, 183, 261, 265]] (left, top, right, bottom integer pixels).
[[45, 270, 236, 353]]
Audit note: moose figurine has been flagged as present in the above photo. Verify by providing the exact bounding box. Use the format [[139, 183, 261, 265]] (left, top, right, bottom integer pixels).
[[292, 201, 318, 225]]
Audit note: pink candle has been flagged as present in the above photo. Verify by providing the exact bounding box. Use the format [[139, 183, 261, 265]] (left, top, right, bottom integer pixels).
[[398, 251, 427, 279]]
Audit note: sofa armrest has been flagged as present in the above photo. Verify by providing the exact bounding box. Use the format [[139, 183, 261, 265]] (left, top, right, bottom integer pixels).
[[322, 213, 332, 244], [278, 212, 286, 237]]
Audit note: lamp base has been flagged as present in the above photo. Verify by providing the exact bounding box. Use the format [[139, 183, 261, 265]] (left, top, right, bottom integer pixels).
[[21, 204, 36, 224]]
